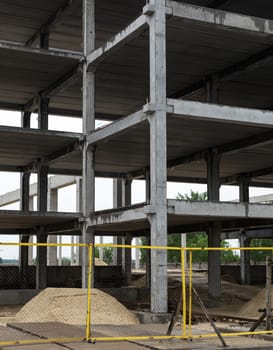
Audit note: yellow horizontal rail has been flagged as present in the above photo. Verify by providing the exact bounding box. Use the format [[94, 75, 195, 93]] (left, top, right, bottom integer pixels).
[[0, 337, 85, 347], [1, 242, 273, 251], [88, 327, 273, 342]]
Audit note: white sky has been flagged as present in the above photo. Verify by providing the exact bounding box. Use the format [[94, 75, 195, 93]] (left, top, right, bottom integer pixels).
[[0, 110, 273, 258]]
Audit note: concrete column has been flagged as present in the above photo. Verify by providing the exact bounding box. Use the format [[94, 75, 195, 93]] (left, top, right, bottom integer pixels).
[[112, 179, 123, 265], [207, 223, 221, 303], [19, 234, 30, 288], [145, 169, 151, 204], [239, 177, 250, 203], [205, 75, 219, 104], [40, 30, 49, 49], [28, 198, 34, 265], [240, 235, 251, 285], [146, 236, 151, 288], [82, 0, 95, 288], [38, 96, 49, 130], [36, 232, 48, 290], [239, 178, 251, 284], [47, 189, 58, 265], [99, 236, 104, 260], [135, 237, 141, 270], [76, 178, 82, 265], [20, 113, 31, 275], [20, 172, 30, 211], [58, 236, 62, 266], [123, 235, 132, 285], [148, 0, 168, 313], [206, 150, 221, 302], [21, 111, 31, 128], [37, 96, 49, 214]]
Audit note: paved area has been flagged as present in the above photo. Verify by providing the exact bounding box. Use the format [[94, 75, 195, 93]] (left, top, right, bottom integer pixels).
[[1, 322, 273, 350]]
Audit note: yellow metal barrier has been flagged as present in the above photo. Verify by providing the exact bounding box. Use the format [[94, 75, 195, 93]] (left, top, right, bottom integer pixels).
[[0, 242, 273, 347]]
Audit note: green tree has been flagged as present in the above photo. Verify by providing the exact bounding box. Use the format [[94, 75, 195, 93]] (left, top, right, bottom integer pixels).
[[94, 246, 113, 264], [250, 239, 273, 264], [103, 247, 113, 264]]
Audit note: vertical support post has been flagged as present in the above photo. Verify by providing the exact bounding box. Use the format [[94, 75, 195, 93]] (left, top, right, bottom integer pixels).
[[146, 235, 151, 288], [28, 198, 34, 265], [47, 189, 58, 266], [20, 113, 31, 285], [239, 176, 251, 285], [19, 234, 30, 288], [206, 150, 221, 303], [82, 0, 95, 288], [239, 236, 251, 285], [21, 111, 31, 128], [205, 75, 219, 104], [37, 94, 49, 213], [40, 30, 49, 49], [112, 178, 123, 265], [147, 0, 168, 313], [37, 163, 48, 213], [239, 177, 250, 203], [135, 237, 141, 270], [76, 177, 82, 266], [123, 235, 132, 285], [145, 169, 151, 204], [38, 96, 49, 130], [36, 232, 48, 290], [266, 256, 272, 331], [20, 172, 30, 211]]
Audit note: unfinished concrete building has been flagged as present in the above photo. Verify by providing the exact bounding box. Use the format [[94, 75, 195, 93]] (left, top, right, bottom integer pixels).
[[1, 0, 273, 313]]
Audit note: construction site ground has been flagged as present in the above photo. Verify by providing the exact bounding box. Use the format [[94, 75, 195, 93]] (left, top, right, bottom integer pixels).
[[1, 270, 273, 349], [1, 322, 273, 350]]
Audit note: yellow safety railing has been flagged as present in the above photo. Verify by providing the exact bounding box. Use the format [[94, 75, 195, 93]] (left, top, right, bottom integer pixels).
[[0, 242, 273, 347]]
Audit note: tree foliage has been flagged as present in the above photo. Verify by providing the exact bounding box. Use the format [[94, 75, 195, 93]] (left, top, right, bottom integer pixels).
[[250, 239, 273, 264], [94, 246, 113, 264]]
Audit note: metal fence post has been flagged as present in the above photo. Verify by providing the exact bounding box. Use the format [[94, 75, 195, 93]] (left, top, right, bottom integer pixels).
[[86, 244, 93, 341]]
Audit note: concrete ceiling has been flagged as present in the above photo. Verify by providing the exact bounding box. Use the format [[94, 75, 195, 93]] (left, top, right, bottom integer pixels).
[[1, 1, 273, 117]]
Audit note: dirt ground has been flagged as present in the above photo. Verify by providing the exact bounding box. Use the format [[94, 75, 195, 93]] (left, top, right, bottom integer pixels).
[[0, 270, 265, 327]]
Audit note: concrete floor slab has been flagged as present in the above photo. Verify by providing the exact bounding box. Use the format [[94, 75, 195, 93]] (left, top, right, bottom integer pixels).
[[2, 344, 65, 350], [9, 322, 86, 339], [0, 325, 38, 342], [67, 341, 148, 350]]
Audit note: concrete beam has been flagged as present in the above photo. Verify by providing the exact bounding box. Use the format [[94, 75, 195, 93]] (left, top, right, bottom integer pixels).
[[222, 166, 273, 185], [26, 0, 81, 47], [168, 200, 273, 219], [167, 1, 273, 36], [87, 15, 148, 70], [168, 99, 273, 128], [0, 40, 81, 60], [87, 110, 147, 145], [88, 207, 146, 227]]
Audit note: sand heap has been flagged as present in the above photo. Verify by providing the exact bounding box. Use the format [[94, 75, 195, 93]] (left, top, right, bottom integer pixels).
[[15, 288, 139, 325], [239, 287, 272, 318]]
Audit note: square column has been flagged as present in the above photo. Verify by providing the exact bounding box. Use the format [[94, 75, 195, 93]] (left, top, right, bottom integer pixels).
[[47, 189, 58, 266], [82, 0, 95, 288], [36, 232, 48, 290], [206, 150, 221, 302], [148, 0, 168, 313]]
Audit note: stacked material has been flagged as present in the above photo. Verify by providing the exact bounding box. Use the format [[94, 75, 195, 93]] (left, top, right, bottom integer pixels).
[[14, 288, 139, 325], [239, 287, 272, 318]]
